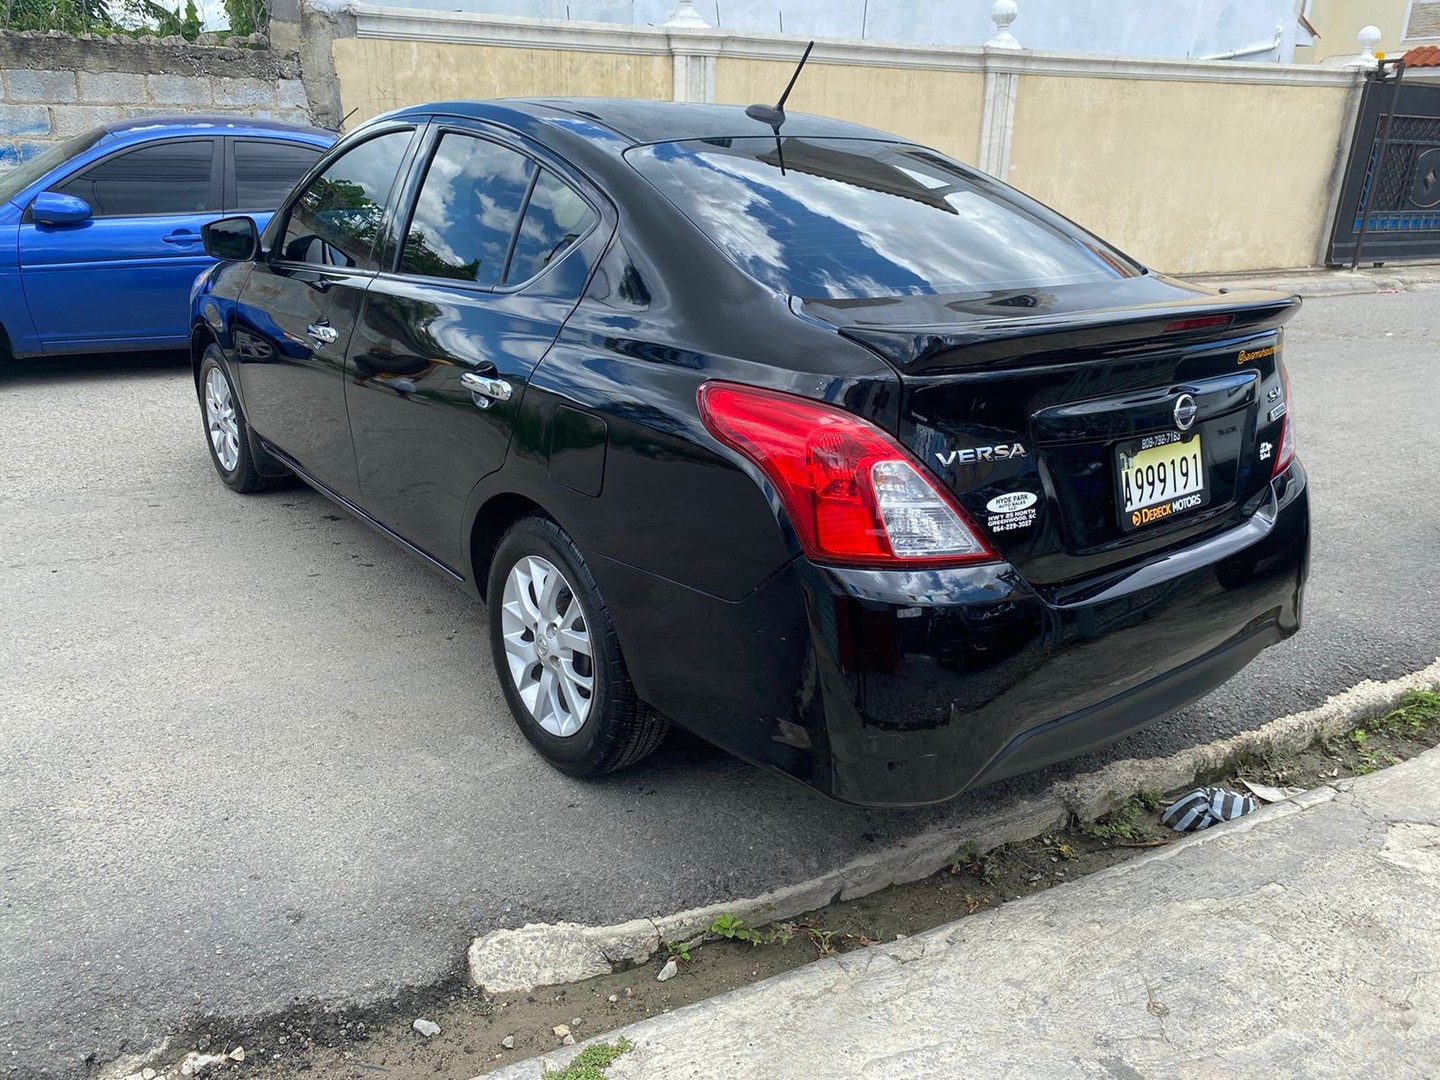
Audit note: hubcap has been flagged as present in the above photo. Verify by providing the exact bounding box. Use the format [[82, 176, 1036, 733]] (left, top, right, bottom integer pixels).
[[204, 367, 240, 473], [500, 555, 595, 738]]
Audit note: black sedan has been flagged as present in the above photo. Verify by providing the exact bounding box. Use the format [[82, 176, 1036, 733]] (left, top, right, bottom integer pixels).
[[189, 97, 1308, 807]]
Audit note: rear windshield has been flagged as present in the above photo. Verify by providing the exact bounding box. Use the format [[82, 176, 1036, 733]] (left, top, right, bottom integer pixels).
[[627, 137, 1139, 300]]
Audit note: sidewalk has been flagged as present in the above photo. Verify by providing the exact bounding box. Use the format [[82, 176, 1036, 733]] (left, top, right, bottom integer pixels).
[[1198, 260, 1440, 298], [494, 747, 1440, 1079]]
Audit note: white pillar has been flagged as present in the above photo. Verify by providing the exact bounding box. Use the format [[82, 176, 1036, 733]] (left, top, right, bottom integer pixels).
[[669, 33, 719, 103]]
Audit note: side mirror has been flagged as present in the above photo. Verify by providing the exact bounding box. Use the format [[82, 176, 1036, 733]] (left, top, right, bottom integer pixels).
[[31, 192, 93, 226], [202, 216, 261, 262]]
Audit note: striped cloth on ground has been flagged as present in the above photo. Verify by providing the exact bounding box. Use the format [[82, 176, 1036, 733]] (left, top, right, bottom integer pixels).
[[1160, 787, 1258, 832]]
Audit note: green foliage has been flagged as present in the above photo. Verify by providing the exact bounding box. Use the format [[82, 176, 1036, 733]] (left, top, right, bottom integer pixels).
[[542, 1038, 632, 1080], [1079, 791, 1160, 843], [3, 0, 115, 33], [664, 939, 692, 963], [1372, 689, 1440, 738], [708, 912, 789, 946], [222, 0, 264, 35]]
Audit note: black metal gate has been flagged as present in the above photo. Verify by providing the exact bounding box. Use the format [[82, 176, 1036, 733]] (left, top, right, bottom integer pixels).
[[1328, 65, 1440, 266]]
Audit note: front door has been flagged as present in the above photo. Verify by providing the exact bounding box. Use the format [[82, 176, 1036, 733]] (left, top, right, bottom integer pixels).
[[18, 137, 220, 352], [231, 126, 419, 502], [343, 125, 607, 572]]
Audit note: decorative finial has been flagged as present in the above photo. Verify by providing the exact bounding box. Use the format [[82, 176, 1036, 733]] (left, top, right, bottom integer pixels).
[[664, 0, 711, 29], [987, 0, 1021, 49], [1346, 25, 1383, 68]]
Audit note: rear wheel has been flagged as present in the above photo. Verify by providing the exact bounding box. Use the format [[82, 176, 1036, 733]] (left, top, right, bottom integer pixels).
[[487, 515, 667, 776], [197, 345, 284, 493]]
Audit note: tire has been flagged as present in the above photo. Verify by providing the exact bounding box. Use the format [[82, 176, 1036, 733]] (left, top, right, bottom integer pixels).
[[487, 515, 668, 776], [197, 345, 285, 493]]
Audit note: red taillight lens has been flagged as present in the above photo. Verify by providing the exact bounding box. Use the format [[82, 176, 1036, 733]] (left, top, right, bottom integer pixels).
[[1163, 314, 1233, 334], [1273, 362, 1295, 477], [697, 382, 997, 568]]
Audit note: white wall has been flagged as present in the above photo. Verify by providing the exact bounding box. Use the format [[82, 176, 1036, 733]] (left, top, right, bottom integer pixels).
[[358, 0, 1307, 61]]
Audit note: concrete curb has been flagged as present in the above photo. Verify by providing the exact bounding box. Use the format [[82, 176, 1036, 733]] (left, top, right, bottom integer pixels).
[[486, 745, 1439, 1080], [467, 658, 1440, 996]]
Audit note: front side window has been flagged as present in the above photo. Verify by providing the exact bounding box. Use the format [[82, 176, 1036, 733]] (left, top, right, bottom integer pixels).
[[279, 129, 412, 268], [399, 133, 534, 286], [0, 128, 111, 206], [232, 139, 324, 211], [53, 139, 215, 217], [628, 138, 1140, 299], [504, 169, 597, 285]]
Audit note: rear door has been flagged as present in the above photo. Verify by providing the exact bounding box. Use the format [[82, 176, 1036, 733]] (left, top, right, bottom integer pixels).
[[18, 136, 220, 351], [342, 122, 607, 572], [224, 136, 327, 233], [230, 124, 419, 502]]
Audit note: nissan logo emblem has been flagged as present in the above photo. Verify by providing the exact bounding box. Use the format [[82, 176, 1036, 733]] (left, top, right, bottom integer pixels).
[[1173, 393, 1198, 432]]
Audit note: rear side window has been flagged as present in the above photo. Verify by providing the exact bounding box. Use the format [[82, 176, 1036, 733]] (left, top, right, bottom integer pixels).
[[280, 129, 412, 268], [54, 139, 216, 217], [232, 139, 324, 210], [627, 138, 1140, 299], [504, 169, 597, 285], [399, 133, 534, 286]]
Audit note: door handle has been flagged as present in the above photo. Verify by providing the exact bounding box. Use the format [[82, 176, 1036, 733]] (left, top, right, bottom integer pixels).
[[460, 370, 513, 408], [306, 322, 339, 345], [162, 230, 200, 245]]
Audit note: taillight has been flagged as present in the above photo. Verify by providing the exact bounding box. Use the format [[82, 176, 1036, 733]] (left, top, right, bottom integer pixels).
[[696, 382, 997, 568], [1273, 362, 1295, 477]]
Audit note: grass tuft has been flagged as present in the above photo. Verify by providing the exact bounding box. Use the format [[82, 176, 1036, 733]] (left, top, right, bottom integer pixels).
[[543, 1038, 633, 1080]]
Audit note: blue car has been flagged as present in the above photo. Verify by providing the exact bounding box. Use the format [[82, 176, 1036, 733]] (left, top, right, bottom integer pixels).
[[0, 115, 333, 359]]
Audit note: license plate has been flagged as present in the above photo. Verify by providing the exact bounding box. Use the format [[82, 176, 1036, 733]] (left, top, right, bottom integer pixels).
[[1116, 432, 1208, 531]]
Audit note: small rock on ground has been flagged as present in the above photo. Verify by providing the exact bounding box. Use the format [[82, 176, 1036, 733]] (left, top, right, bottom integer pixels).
[[412, 1019, 441, 1038], [562, 1034, 576, 1046], [552, 1024, 570, 1039], [657, 958, 678, 982], [501, 1035, 515, 1049]]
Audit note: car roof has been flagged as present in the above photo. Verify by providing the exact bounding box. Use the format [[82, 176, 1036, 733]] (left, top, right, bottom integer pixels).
[[101, 114, 335, 142], [389, 98, 899, 149]]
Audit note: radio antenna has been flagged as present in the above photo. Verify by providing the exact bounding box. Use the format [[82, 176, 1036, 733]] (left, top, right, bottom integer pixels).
[[745, 40, 813, 174]]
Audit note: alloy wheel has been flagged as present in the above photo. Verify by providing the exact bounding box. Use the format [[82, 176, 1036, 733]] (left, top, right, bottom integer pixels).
[[500, 555, 596, 737], [204, 367, 240, 473]]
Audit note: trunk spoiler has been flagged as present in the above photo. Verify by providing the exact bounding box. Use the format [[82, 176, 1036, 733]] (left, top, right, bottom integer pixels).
[[802, 290, 1302, 373]]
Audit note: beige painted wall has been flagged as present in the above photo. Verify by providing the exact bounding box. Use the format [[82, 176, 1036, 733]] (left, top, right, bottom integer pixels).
[[1295, 0, 1410, 62], [332, 37, 672, 125], [714, 58, 984, 164], [1007, 75, 1353, 274]]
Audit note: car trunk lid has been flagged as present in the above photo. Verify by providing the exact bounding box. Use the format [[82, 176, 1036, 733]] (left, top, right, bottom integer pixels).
[[799, 279, 1301, 589]]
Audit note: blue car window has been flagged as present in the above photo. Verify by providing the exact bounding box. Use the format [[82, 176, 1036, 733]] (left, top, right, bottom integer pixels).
[[504, 168, 597, 286], [629, 138, 1140, 300], [232, 139, 324, 211], [280, 129, 412, 269], [399, 133, 533, 287], [53, 138, 216, 217]]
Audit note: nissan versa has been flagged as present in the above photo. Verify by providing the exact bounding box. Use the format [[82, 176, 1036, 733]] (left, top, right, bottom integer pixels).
[[189, 97, 1308, 807]]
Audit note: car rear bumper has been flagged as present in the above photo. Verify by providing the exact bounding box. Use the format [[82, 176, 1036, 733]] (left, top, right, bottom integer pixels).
[[596, 461, 1308, 807]]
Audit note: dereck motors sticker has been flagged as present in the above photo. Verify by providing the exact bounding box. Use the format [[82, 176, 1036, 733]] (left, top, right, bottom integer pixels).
[[985, 491, 1037, 533]]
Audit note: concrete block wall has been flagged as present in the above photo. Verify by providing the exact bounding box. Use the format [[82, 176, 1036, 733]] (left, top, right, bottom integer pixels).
[[0, 32, 314, 171]]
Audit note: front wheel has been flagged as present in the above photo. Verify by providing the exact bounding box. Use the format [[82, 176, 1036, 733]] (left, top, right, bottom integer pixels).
[[197, 346, 284, 493], [487, 515, 668, 776]]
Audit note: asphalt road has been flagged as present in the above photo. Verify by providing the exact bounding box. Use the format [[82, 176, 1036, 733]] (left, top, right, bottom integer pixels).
[[3, 290, 1438, 1077]]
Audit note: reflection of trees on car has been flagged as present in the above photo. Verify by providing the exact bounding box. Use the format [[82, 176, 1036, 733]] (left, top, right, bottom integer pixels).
[[293, 177, 384, 263], [400, 228, 482, 281]]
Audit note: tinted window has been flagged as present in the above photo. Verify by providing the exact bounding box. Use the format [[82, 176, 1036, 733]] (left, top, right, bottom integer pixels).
[[280, 130, 411, 268], [54, 139, 215, 217], [504, 169, 597, 285], [399, 133, 533, 286], [232, 139, 324, 210], [628, 138, 1140, 299]]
